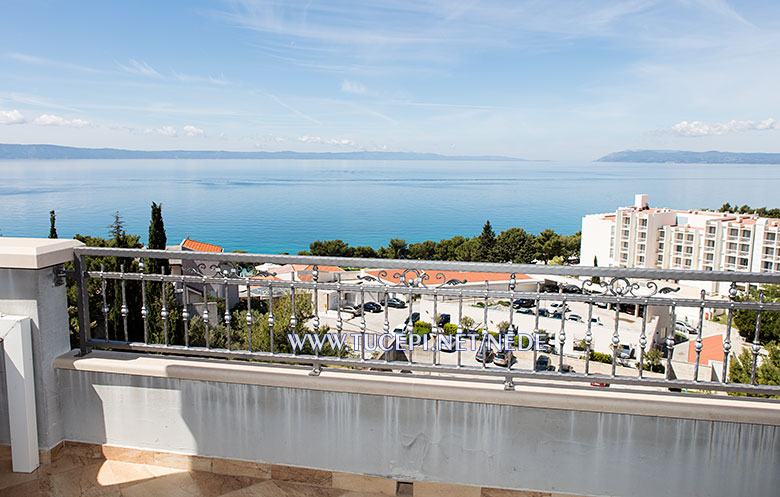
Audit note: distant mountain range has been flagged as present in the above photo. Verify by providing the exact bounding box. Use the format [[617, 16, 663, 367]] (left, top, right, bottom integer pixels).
[[0, 143, 525, 161], [597, 149, 780, 164]]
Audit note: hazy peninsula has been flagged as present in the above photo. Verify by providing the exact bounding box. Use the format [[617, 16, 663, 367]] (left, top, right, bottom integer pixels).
[[597, 150, 780, 164], [0, 143, 525, 161]]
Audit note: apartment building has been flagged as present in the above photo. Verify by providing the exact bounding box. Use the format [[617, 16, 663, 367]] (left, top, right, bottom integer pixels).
[[581, 194, 780, 294]]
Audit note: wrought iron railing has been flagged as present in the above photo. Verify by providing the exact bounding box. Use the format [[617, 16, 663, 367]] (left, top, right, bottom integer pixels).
[[70, 246, 780, 396]]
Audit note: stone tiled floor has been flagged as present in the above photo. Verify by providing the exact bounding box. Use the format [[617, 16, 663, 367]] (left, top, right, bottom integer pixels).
[[0, 447, 389, 497]]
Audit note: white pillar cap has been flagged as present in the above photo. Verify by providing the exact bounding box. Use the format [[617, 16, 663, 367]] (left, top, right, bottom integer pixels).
[[0, 237, 85, 269]]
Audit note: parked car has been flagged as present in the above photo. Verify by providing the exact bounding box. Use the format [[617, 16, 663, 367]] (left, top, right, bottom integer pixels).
[[675, 321, 696, 334], [382, 297, 407, 308], [560, 364, 575, 373], [538, 342, 555, 354], [362, 302, 382, 313], [551, 311, 564, 319], [535, 355, 550, 371], [340, 304, 361, 317], [547, 302, 568, 314], [475, 343, 495, 363], [437, 313, 451, 326], [590, 316, 604, 326], [516, 306, 535, 315], [512, 298, 535, 309], [567, 314, 583, 322], [493, 349, 514, 367], [558, 284, 582, 294], [404, 312, 421, 325], [618, 344, 635, 359], [590, 373, 610, 387]]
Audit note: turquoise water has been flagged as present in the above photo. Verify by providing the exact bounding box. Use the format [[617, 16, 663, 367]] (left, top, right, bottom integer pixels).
[[1, 159, 779, 253]]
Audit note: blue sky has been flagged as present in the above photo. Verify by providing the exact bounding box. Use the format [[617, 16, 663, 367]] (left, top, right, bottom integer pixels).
[[1, 0, 780, 160]]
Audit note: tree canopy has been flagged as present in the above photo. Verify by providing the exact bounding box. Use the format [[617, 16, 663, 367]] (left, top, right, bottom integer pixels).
[[299, 222, 579, 264]]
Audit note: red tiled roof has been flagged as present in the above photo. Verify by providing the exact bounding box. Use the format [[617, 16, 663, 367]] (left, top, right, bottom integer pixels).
[[364, 269, 531, 285], [182, 238, 223, 252], [687, 334, 724, 366]]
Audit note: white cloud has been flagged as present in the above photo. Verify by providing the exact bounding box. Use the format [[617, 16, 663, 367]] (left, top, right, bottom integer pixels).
[[118, 59, 162, 78], [340, 80, 371, 95], [297, 135, 355, 146], [0, 109, 25, 125], [183, 125, 204, 137], [156, 126, 177, 136], [32, 114, 90, 127], [671, 118, 780, 137]]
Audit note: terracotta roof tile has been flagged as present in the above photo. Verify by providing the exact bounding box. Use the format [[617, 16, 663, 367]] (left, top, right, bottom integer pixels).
[[182, 238, 223, 252]]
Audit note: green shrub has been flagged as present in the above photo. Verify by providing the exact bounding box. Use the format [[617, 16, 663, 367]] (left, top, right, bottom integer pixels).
[[589, 351, 613, 364], [412, 321, 432, 336], [442, 323, 458, 335]]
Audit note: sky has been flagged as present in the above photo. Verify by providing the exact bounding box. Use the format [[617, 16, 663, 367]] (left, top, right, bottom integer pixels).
[[1, 0, 780, 160]]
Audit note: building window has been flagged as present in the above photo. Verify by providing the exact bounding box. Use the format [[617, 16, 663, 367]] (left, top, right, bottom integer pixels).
[[637, 256, 645, 263], [728, 243, 737, 251], [686, 234, 694, 242], [727, 256, 736, 264], [685, 247, 693, 254], [729, 229, 738, 237], [676, 234, 684, 242], [764, 262, 773, 270], [705, 240, 715, 248], [708, 226, 716, 234], [639, 219, 648, 227], [705, 254, 714, 261], [739, 258, 749, 266], [766, 232, 776, 242]]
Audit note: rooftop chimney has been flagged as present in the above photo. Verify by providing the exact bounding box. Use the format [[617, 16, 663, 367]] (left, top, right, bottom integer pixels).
[[635, 194, 648, 210]]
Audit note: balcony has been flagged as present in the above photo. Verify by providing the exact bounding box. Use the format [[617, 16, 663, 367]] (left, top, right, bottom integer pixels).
[[1, 238, 780, 497]]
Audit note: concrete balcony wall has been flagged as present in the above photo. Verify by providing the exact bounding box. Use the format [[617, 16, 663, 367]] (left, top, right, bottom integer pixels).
[[55, 352, 780, 497], [0, 238, 83, 452], [0, 347, 8, 445]]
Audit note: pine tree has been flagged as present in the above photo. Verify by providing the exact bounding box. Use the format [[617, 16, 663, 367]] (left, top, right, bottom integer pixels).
[[48, 210, 58, 239], [476, 220, 497, 262]]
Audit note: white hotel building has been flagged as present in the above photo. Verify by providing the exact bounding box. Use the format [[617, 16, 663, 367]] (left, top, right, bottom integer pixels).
[[581, 194, 780, 294]]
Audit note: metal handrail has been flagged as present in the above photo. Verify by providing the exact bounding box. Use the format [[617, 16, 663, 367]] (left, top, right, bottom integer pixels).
[[69, 246, 780, 396]]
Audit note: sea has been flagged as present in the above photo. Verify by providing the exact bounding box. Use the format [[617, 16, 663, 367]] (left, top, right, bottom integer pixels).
[[1, 159, 779, 253]]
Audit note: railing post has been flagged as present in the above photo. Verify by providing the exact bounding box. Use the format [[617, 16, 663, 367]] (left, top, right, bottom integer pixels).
[[74, 253, 91, 356]]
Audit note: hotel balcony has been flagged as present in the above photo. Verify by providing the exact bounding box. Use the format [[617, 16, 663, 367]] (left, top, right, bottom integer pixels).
[[1, 238, 779, 497]]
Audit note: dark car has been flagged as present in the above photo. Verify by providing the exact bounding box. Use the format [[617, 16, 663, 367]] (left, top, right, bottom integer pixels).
[[382, 297, 407, 308], [475, 343, 495, 363], [362, 302, 382, 313], [404, 312, 421, 325], [437, 313, 451, 326], [512, 298, 535, 309], [340, 304, 361, 317], [535, 355, 550, 371], [560, 364, 575, 373]]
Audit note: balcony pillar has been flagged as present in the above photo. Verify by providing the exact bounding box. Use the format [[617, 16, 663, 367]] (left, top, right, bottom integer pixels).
[[0, 237, 83, 471]]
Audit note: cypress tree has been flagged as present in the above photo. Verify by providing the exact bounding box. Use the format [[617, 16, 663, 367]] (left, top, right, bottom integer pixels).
[[147, 202, 168, 275], [48, 210, 58, 239]]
